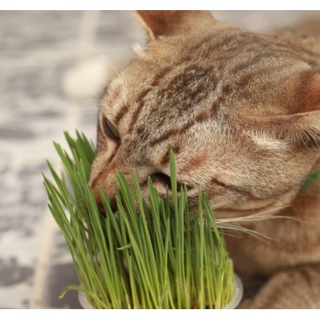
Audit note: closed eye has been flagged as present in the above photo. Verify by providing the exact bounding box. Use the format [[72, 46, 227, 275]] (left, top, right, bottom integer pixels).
[[211, 177, 262, 200], [102, 116, 120, 141]]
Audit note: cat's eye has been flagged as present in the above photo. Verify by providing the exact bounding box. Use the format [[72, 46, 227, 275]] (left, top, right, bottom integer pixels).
[[102, 117, 120, 141]]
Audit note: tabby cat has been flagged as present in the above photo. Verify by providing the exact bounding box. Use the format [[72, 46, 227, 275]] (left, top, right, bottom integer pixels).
[[89, 11, 320, 308]]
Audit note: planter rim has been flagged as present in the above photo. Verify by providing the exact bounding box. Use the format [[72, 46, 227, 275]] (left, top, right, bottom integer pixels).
[[78, 273, 243, 309]]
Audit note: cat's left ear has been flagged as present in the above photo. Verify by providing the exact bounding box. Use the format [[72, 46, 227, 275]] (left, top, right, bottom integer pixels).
[[269, 71, 320, 147], [135, 10, 215, 40]]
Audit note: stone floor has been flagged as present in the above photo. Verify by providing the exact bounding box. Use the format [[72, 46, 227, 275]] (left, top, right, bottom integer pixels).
[[0, 10, 319, 309]]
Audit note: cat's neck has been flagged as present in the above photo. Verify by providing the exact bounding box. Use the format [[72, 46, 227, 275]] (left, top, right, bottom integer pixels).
[[290, 157, 320, 218], [279, 30, 320, 64]]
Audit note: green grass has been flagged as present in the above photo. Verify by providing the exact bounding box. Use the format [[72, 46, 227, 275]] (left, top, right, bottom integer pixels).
[[303, 170, 320, 190], [43, 131, 235, 309]]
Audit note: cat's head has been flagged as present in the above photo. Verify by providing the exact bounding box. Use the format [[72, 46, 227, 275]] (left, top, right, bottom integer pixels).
[[90, 11, 320, 219]]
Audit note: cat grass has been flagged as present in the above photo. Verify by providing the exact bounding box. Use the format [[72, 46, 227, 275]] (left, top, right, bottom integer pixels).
[[43, 131, 235, 309]]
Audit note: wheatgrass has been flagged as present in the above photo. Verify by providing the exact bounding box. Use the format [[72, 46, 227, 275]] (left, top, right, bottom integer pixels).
[[43, 131, 235, 309]]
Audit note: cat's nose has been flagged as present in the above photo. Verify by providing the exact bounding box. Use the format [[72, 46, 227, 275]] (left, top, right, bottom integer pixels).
[[90, 172, 118, 215], [90, 163, 138, 214]]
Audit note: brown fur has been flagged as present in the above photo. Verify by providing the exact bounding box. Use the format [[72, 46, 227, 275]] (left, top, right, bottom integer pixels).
[[90, 11, 320, 308]]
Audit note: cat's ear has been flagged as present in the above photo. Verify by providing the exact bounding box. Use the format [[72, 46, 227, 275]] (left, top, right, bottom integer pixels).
[[266, 71, 320, 147], [135, 10, 214, 40]]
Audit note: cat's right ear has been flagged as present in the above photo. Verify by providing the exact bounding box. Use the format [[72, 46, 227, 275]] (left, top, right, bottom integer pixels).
[[135, 10, 214, 40], [256, 71, 320, 148]]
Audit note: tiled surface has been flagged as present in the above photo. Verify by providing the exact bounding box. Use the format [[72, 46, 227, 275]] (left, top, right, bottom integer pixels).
[[0, 11, 142, 309], [1, 10, 319, 309]]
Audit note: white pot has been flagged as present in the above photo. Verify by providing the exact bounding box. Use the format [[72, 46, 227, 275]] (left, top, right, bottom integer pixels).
[[78, 273, 243, 309], [224, 274, 243, 309]]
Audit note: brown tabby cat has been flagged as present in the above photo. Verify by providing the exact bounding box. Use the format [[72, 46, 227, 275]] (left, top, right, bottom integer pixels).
[[89, 11, 320, 308]]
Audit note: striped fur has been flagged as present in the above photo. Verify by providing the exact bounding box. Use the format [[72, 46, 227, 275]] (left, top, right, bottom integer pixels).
[[90, 11, 320, 308]]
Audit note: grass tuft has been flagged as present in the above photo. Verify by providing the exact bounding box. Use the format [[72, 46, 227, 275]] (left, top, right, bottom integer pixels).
[[43, 131, 235, 309]]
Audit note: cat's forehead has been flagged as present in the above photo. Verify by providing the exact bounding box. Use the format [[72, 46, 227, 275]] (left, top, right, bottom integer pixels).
[[106, 28, 308, 107], [101, 26, 312, 148]]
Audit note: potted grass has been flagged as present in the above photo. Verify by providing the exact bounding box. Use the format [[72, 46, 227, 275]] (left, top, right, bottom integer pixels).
[[43, 131, 243, 309]]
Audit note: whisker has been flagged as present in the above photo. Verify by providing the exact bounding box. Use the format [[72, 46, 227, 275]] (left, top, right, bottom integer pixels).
[[77, 41, 130, 105], [216, 205, 305, 225], [77, 92, 102, 101], [218, 223, 273, 243], [77, 41, 121, 77], [214, 203, 308, 244]]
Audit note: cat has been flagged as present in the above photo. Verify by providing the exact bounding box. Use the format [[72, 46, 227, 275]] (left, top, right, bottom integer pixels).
[[89, 11, 320, 308]]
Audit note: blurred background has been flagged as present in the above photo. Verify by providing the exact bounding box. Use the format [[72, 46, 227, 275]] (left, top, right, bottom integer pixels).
[[0, 10, 320, 309]]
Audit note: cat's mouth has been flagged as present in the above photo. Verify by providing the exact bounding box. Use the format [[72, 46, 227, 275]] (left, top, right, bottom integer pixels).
[[97, 173, 193, 214], [150, 172, 192, 191]]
